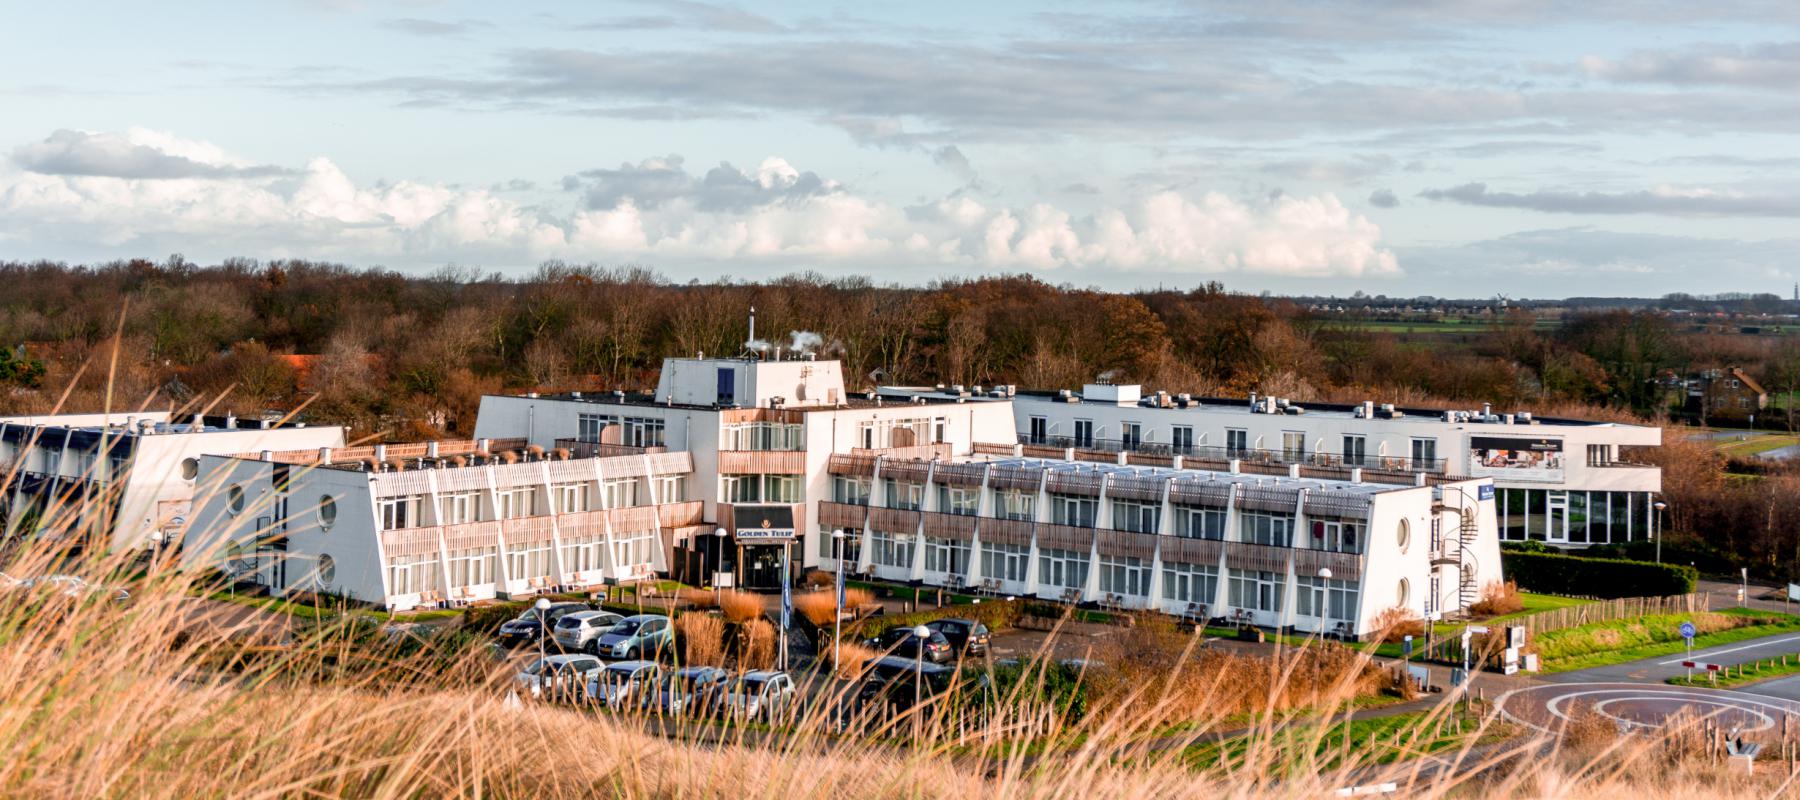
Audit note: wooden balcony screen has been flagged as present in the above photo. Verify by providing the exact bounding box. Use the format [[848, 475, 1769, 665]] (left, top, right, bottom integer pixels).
[[1223, 542, 1292, 573], [818, 501, 869, 531], [1105, 475, 1165, 502], [868, 507, 922, 535], [1044, 470, 1105, 497], [1035, 523, 1096, 552], [381, 526, 441, 557], [1237, 486, 1303, 514], [1293, 548, 1364, 581], [877, 459, 932, 483], [1168, 480, 1235, 508], [987, 465, 1044, 491], [1302, 491, 1374, 520], [921, 511, 978, 541], [441, 521, 501, 550], [501, 516, 558, 546], [607, 505, 661, 533], [977, 516, 1034, 546], [1095, 529, 1157, 559], [827, 454, 878, 477], [718, 450, 805, 474], [1159, 535, 1224, 565], [930, 462, 987, 487], [655, 500, 704, 528]]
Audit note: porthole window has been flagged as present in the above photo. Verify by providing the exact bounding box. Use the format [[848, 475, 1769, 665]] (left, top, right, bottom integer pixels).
[[1397, 577, 1411, 607], [1396, 518, 1411, 553], [181, 458, 199, 481], [316, 554, 336, 588], [318, 495, 338, 530], [226, 485, 246, 515]]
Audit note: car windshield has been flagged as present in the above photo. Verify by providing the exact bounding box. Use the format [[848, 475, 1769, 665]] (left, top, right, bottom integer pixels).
[[523, 660, 552, 676], [611, 620, 643, 635], [555, 617, 583, 629]]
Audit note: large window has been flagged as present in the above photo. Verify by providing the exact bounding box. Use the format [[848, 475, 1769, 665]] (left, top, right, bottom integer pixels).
[[1121, 422, 1143, 449], [387, 553, 441, 596], [1226, 429, 1249, 457], [1037, 548, 1090, 590], [653, 476, 683, 503], [1050, 494, 1098, 527], [723, 422, 804, 451], [551, 483, 589, 514], [883, 479, 924, 510], [379, 495, 424, 530], [1305, 519, 1365, 554], [577, 413, 616, 443], [603, 478, 639, 508], [1238, 510, 1294, 546], [1162, 562, 1218, 604], [446, 546, 498, 587], [439, 491, 481, 525], [832, 476, 872, 505], [1110, 500, 1159, 533], [1098, 554, 1149, 596], [1342, 435, 1366, 466], [1296, 575, 1359, 621], [1172, 425, 1194, 453], [857, 417, 933, 449], [620, 417, 666, 448], [562, 533, 606, 574], [723, 474, 802, 503], [936, 485, 979, 516], [1282, 431, 1306, 462], [980, 541, 1029, 582], [1228, 569, 1284, 613], [497, 487, 537, 519], [870, 530, 915, 569], [1073, 419, 1095, 448], [1028, 416, 1048, 444], [923, 537, 970, 575], [506, 540, 554, 583], [1172, 506, 1226, 540], [1410, 438, 1437, 466], [991, 489, 1035, 520], [612, 529, 658, 571]]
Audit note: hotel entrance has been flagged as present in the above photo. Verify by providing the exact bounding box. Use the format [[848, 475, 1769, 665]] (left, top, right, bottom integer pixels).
[[729, 504, 797, 591]]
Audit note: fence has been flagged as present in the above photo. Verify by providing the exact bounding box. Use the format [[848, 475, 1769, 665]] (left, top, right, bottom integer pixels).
[[1419, 593, 1710, 664]]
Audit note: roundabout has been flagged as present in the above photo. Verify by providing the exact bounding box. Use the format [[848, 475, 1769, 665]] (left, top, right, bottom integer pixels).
[[1497, 682, 1800, 736]]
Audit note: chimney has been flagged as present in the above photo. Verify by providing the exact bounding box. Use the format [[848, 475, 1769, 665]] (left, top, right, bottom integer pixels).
[[478, 438, 491, 454], [192, 413, 204, 429], [225, 413, 237, 428], [374, 444, 388, 462], [748, 305, 756, 349], [427, 441, 440, 458], [1349, 467, 1363, 484], [259, 450, 273, 462], [319, 447, 333, 465]]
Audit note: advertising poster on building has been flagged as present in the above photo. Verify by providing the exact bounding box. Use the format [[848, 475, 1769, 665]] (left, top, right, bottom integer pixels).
[[732, 504, 796, 540], [1468, 436, 1564, 481]]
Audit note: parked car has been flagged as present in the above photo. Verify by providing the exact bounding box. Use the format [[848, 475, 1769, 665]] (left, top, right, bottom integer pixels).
[[584, 660, 662, 709], [643, 665, 731, 716], [593, 614, 674, 660], [494, 602, 589, 648], [863, 626, 954, 664], [0, 573, 131, 604], [715, 670, 797, 722], [513, 654, 605, 699], [854, 656, 983, 715], [552, 610, 625, 654], [924, 618, 990, 657]]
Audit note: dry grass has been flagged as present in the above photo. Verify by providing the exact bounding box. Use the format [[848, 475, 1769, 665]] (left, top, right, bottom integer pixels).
[[792, 590, 841, 626], [1471, 580, 1525, 617], [677, 613, 725, 666], [738, 618, 777, 670], [677, 587, 719, 609], [718, 589, 766, 623], [830, 642, 878, 678], [1370, 605, 1426, 643]]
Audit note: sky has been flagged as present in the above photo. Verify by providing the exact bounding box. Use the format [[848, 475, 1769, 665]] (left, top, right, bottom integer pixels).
[[2, 1, 1799, 299]]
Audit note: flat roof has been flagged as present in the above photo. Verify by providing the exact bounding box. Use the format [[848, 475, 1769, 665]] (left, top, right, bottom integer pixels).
[[1010, 391, 1646, 429], [975, 456, 1414, 496]]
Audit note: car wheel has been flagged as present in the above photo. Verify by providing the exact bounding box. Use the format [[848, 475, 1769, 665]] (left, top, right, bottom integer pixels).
[[626, 646, 638, 660]]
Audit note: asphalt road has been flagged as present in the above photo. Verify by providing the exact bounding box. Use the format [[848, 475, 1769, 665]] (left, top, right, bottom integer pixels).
[[1544, 631, 1800, 685]]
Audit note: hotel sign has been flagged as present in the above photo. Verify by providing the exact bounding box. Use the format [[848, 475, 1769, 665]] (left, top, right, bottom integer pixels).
[[732, 505, 796, 541], [1468, 436, 1564, 482]]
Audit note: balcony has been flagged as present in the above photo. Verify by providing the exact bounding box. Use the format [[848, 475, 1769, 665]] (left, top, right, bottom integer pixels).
[[716, 450, 806, 474], [1011, 434, 1451, 474], [554, 438, 667, 459]]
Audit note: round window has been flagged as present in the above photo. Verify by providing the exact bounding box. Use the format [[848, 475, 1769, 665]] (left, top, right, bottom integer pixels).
[[318, 495, 338, 530], [316, 554, 336, 588], [1396, 518, 1411, 553], [181, 458, 199, 481], [1397, 577, 1411, 607], [226, 485, 246, 514]]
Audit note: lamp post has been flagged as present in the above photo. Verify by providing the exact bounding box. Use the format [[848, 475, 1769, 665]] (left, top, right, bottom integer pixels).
[[832, 528, 848, 675], [912, 623, 932, 740], [1652, 501, 1668, 564], [713, 527, 729, 605], [534, 596, 552, 696]]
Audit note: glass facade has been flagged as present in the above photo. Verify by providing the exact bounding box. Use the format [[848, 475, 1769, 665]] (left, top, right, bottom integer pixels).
[[1496, 488, 1644, 543]]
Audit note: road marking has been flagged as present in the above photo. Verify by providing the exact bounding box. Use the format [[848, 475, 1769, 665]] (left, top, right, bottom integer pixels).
[[1655, 635, 1800, 666]]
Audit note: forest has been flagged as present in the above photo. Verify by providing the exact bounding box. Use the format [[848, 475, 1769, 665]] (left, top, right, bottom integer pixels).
[[4, 255, 1800, 578]]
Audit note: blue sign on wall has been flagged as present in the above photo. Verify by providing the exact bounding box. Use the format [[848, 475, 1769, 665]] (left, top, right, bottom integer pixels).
[[1478, 484, 1495, 501]]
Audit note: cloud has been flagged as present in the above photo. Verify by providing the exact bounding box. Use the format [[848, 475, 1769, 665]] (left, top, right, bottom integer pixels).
[[0, 129, 1398, 280], [932, 145, 976, 183], [1580, 42, 1800, 89], [1418, 182, 1800, 217], [12, 129, 294, 180], [1399, 227, 1800, 296], [1257, 155, 1395, 183], [574, 1, 787, 34], [379, 18, 493, 37], [1368, 188, 1399, 208]]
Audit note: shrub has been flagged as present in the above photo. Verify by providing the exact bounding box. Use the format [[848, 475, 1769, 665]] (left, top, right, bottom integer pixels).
[[1369, 605, 1424, 644], [676, 613, 725, 666], [738, 618, 777, 670], [852, 596, 1024, 639], [804, 571, 834, 590], [828, 641, 876, 679], [677, 588, 718, 609], [717, 590, 765, 623], [461, 601, 530, 634], [1469, 580, 1524, 617], [1503, 550, 1697, 598]]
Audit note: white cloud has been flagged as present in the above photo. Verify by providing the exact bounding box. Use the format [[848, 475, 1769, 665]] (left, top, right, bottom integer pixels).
[[0, 129, 1399, 279]]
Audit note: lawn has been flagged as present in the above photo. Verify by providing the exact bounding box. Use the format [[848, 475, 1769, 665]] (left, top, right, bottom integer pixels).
[[1714, 433, 1800, 459], [1182, 709, 1497, 771], [206, 590, 463, 623], [1534, 608, 1800, 673], [1372, 592, 1595, 660], [1666, 653, 1800, 689]]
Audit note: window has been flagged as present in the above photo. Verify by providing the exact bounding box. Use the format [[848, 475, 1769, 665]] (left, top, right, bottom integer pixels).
[[653, 476, 683, 503], [1586, 445, 1612, 466], [1098, 555, 1149, 596], [1171, 425, 1194, 453], [577, 413, 617, 443], [1410, 438, 1437, 467], [923, 537, 970, 575], [562, 533, 606, 574], [1110, 500, 1159, 533], [1226, 429, 1249, 457], [440, 491, 481, 525], [936, 485, 979, 516], [1306, 519, 1365, 554], [621, 417, 666, 448], [934, 417, 947, 443], [1050, 494, 1097, 527], [506, 540, 553, 583], [1228, 569, 1284, 613], [1073, 419, 1095, 448], [603, 478, 639, 508], [1037, 548, 1089, 589], [552, 482, 589, 514], [1162, 562, 1218, 604], [315, 554, 336, 588], [857, 417, 933, 449], [379, 495, 423, 530], [1427, 572, 1442, 617], [1396, 578, 1411, 607], [1296, 575, 1358, 621], [1121, 422, 1142, 449], [1028, 416, 1048, 444], [1172, 506, 1226, 540], [723, 475, 802, 504], [496, 488, 536, 519], [612, 529, 658, 570], [1342, 435, 1366, 466], [832, 476, 872, 505], [1282, 432, 1306, 462], [870, 530, 915, 569], [723, 422, 804, 451], [387, 553, 441, 596], [447, 546, 498, 587], [317, 495, 337, 530], [991, 489, 1035, 520], [227, 485, 247, 515], [1237, 510, 1294, 546], [883, 479, 924, 510], [181, 457, 199, 481], [980, 541, 1029, 582]]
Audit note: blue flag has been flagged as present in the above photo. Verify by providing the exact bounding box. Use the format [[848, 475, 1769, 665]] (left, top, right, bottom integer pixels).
[[835, 553, 846, 610], [780, 545, 792, 630]]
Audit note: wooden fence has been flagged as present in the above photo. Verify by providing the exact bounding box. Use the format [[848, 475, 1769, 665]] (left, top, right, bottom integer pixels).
[[1419, 593, 1711, 664]]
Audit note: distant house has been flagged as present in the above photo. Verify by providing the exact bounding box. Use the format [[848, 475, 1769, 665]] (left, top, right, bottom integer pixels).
[[1686, 367, 1768, 421]]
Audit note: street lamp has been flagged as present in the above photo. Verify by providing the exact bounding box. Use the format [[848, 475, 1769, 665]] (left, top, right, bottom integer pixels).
[[1652, 501, 1668, 564], [534, 597, 552, 696], [713, 527, 729, 605], [912, 623, 932, 739], [832, 528, 848, 674]]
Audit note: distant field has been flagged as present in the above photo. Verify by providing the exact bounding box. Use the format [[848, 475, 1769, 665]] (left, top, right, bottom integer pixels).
[[1330, 318, 1558, 334]]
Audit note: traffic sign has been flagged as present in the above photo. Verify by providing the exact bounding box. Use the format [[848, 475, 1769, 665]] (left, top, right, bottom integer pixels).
[[1679, 621, 1696, 639]]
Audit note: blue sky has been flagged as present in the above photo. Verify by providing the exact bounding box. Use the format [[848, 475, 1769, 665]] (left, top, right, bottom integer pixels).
[[3, 0, 1799, 298]]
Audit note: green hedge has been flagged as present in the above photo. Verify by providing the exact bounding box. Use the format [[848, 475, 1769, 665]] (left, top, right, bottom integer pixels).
[[849, 598, 1026, 639], [463, 601, 532, 634], [1502, 550, 1697, 598]]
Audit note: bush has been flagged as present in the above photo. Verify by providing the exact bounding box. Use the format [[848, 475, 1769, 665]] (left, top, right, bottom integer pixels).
[[852, 597, 1025, 640], [1532, 611, 1786, 663], [461, 601, 530, 634], [1369, 606, 1424, 644], [1502, 550, 1697, 598], [676, 613, 725, 666], [1469, 580, 1524, 617], [738, 619, 777, 670], [717, 590, 765, 623]]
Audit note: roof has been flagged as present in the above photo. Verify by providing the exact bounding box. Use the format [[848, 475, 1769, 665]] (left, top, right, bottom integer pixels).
[[1731, 368, 1769, 396], [974, 456, 1414, 497], [1011, 390, 1646, 430]]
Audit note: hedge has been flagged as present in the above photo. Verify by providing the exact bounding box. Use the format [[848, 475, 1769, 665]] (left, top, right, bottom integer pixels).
[[1501, 550, 1697, 599], [849, 598, 1026, 640]]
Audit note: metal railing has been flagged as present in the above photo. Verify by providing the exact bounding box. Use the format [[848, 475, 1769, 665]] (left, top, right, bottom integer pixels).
[[553, 438, 667, 459], [1013, 434, 1450, 473]]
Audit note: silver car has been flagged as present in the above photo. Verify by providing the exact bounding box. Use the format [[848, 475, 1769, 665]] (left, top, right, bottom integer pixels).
[[716, 670, 797, 722], [585, 660, 662, 710], [513, 654, 605, 699], [551, 610, 623, 653]]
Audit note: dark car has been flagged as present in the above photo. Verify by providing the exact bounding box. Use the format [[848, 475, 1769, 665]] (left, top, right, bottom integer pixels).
[[854, 656, 980, 714], [644, 666, 731, 717], [863, 627, 954, 664], [924, 618, 990, 658], [494, 602, 590, 648]]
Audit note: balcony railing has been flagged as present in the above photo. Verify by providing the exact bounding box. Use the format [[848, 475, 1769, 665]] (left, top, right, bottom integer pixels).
[[554, 438, 668, 459], [1013, 434, 1450, 474]]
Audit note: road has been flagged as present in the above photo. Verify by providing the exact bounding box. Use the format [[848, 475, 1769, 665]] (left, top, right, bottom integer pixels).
[[1544, 631, 1800, 686]]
